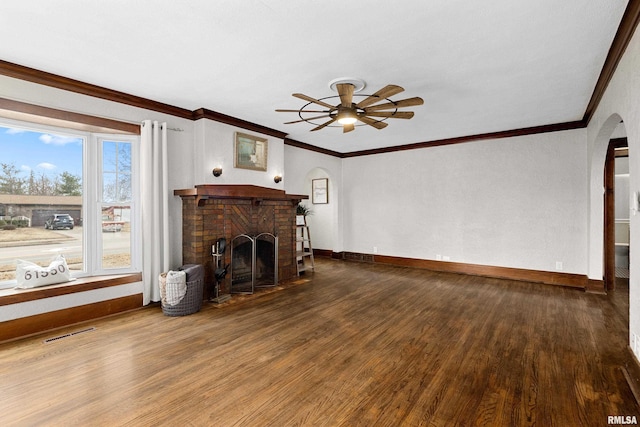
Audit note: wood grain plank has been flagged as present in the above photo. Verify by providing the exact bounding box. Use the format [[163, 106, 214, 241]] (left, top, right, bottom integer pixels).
[[0, 260, 636, 425]]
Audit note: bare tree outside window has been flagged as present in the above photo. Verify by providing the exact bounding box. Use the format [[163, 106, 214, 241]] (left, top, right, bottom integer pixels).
[[0, 163, 26, 195], [103, 141, 131, 203], [101, 140, 132, 269]]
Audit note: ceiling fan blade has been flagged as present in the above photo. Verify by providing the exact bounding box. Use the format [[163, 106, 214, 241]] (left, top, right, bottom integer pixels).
[[310, 117, 338, 131], [356, 84, 405, 108], [365, 111, 415, 119], [357, 115, 388, 130], [364, 97, 424, 112], [276, 109, 329, 113], [343, 123, 355, 133], [284, 114, 331, 124], [337, 83, 354, 108], [293, 93, 336, 110]]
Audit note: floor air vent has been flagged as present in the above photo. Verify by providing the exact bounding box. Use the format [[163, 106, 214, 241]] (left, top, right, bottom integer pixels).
[[44, 327, 96, 344]]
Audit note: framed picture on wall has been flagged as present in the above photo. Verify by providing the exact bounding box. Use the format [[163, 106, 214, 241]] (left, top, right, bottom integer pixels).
[[234, 132, 268, 171], [312, 178, 328, 204]]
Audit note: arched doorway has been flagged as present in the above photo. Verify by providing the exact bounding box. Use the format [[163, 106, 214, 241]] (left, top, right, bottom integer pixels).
[[588, 113, 625, 293], [604, 128, 630, 292]]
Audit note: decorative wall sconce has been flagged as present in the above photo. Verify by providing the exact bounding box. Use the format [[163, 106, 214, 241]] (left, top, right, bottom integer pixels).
[[212, 167, 223, 177], [274, 175, 282, 183]]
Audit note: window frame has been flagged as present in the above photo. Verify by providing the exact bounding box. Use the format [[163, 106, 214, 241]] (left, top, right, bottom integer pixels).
[[93, 134, 141, 276], [0, 118, 141, 288]]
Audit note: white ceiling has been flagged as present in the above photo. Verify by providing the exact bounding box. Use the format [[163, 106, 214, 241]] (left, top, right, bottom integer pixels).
[[0, 1, 629, 153]]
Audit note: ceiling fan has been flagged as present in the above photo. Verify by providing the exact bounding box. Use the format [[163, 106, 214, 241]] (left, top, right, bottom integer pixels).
[[276, 78, 424, 133]]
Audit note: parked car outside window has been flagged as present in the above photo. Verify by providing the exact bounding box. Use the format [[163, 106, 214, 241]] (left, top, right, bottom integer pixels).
[[44, 214, 74, 230]]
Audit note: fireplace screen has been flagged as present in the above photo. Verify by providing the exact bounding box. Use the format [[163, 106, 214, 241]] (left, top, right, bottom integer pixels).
[[230, 232, 278, 294]]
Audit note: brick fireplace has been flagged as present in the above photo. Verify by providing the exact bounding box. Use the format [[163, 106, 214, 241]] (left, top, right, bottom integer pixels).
[[174, 185, 306, 299]]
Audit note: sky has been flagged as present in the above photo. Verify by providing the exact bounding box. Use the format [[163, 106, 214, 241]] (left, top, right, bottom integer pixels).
[[0, 124, 83, 179]]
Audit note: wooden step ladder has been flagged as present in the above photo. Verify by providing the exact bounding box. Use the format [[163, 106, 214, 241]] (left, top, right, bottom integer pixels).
[[296, 216, 315, 275]]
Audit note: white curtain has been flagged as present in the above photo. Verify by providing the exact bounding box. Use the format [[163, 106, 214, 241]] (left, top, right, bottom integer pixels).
[[141, 120, 170, 305]]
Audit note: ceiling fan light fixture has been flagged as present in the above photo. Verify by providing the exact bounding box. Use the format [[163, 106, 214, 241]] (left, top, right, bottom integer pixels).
[[337, 114, 358, 125], [277, 80, 423, 133], [336, 108, 358, 125]]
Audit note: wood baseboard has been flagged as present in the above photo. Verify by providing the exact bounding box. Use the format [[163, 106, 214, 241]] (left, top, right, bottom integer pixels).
[[313, 249, 333, 258], [332, 251, 588, 289], [622, 346, 640, 406], [586, 278, 606, 294], [0, 294, 142, 343]]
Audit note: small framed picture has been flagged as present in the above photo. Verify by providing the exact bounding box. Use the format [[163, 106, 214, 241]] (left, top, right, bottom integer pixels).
[[234, 132, 268, 171], [312, 178, 328, 204]]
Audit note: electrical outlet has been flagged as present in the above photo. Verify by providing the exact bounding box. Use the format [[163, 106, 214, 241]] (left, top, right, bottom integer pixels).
[[436, 254, 442, 261], [443, 255, 450, 261], [555, 261, 563, 271], [373, 246, 378, 254]]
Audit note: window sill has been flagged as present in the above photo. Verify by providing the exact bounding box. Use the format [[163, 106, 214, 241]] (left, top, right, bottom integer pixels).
[[0, 273, 142, 306]]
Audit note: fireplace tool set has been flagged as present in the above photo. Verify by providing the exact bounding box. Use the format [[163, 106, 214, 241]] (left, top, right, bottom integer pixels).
[[211, 238, 231, 303]]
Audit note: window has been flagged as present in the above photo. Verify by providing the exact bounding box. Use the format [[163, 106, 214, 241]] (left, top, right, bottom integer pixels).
[[99, 138, 134, 270], [0, 119, 139, 288]]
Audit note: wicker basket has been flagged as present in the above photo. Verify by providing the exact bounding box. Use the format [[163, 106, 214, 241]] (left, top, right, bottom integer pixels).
[[159, 272, 204, 316]]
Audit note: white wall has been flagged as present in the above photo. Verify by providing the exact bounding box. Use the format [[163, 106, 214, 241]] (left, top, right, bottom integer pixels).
[[341, 130, 588, 273], [301, 168, 333, 251], [284, 145, 343, 252], [282, 117, 590, 278], [586, 19, 640, 358], [616, 157, 630, 220], [615, 157, 631, 249], [193, 119, 285, 189]]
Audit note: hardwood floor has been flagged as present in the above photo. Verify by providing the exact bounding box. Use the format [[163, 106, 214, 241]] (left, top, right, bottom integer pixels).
[[0, 259, 637, 426]]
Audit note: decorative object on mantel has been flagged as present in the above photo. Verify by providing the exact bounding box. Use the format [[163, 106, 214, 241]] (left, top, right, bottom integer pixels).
[[234, 132, 267, 171], [296, 203, 313, 216], [312, 178, 328, 204], [296, 203, 313, 226]]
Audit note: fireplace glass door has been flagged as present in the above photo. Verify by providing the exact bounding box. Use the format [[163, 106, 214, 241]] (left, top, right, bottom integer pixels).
[[230, 232, 278, 294]]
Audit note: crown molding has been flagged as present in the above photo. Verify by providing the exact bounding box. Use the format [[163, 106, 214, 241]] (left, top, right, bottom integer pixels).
[[192, 108, 287, 139], [340, 120, 586, 158], [0, 60, 194, 120], [0, 0, 638, 158], [583, 0, 640, 124], [283, 138, 345, 158]]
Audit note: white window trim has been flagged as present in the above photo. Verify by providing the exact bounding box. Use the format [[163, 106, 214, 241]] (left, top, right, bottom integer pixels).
[[0, 118, 141, 288], [92, 134, 141, 276]]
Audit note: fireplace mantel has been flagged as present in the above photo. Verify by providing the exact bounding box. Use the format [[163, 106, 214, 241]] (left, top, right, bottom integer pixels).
[[174, 184, 307, 206]]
